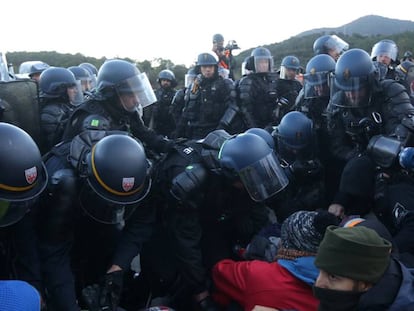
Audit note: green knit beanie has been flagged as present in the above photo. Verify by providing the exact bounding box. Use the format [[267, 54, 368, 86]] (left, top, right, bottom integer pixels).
[[315, 225, 392, 284]]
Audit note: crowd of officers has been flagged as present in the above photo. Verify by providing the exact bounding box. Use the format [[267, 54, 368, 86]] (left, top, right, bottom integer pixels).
[[1, 33, 414, 311]]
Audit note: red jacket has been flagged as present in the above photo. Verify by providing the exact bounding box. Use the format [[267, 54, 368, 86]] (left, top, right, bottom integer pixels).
[[212, 259, 319, 311]]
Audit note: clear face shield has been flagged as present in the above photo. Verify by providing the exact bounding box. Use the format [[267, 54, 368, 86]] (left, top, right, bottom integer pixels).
[[0, 197, 38, 227], [79, 76, 93, 92], [89, 74, 97, 90], [326, 35, 349, 60], [116, 72, 157, 113], [279, 66, 299, 80], [67, 80, 84, 106], [79, 184, 139, 224], [185, 73, 196, 88], [371, 42, 398, 64], [333, 76, 370, 108], [237, 152, 289, 202], [255, 57, 273, 73], [303, 71, 331, 99], [0, 51, 10, 81]]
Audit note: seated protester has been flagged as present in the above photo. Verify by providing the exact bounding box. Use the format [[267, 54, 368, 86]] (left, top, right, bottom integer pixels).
[[314, 226, 414, 310], [211, 210, 339, 311]]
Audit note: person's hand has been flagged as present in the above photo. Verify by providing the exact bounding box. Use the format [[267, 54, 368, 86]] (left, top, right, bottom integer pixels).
[[99, 266, 123, 310], [328, 203, 345, 218]]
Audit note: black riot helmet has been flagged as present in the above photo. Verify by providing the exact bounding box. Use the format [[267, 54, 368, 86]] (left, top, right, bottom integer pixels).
[[303, 54, 336, 99], [246, 47, 273, 73], [333, 48, 376, 108], [79, 62, 98, 89], [0, 123, 48, 227], [313, 35, 349, 60], [79, 62, 98, 76], [68, 65, 91, 81], [39, 67, 78, 98], [212, 33, 224, 44], [273, 111, 314, 162], [27, 61, 49, 78], [157, 69, 177, 87], [68, 65, 93, 93], [82, 134, 152, 224], [196, 52, 218, 66], [219, 133, 288, 202], [371, 39, 399, 64], [96, 59, 156, 112], [245, 127, 275, 149], [195, 52, 218, 75], [280, 55, 301, 80]]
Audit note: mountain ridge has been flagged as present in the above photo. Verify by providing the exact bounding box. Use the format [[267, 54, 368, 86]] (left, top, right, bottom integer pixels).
[[296, 14, 414, 37]]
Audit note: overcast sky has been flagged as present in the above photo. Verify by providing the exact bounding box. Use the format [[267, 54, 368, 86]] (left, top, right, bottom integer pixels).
[[4, 0, 413, 67]]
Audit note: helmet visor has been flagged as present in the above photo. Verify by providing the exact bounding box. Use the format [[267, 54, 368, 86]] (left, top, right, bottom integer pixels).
[[68, 80, 84, 106], [303, 72, 330, 98], [254, 57, 273, 73], [116, 73, 157, 112], [79, 184, 138, 224], [238, 152, 288, 202], [185, 73, 196, 88], [371, 42, 398, 62], [326, 35, 349, 56], [333, 75, 371, 108], [0, 198, 37, 227]]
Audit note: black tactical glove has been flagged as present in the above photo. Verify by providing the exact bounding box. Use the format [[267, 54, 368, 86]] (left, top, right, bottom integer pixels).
[[289, 160, 321, 179], [99, 270, 124, 311], [82, 284, 101, 311]]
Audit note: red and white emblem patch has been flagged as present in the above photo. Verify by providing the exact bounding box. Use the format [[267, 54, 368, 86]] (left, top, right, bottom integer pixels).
[[25, 167, 38, 184], [122, 177, 135, 192]]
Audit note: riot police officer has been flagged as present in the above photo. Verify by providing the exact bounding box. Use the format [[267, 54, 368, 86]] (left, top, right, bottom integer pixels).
[[295, 54, 339, 201], [175, 52, 239, 139], [63, 59, 173, 155], [39, 66, 83, 153], [371, 39, 400, 80], [151, 130, 287, 310], [27, 61, 49, 82], [276, 55, 303, 116], [79, 62, 98, 90], [327, 48, 414, 164], [270, 111, 326, 221], [68, 65, 93, 94], [144, 69, 177, 136], [0, 122, 48, 300], [38, 131, 154, 311], [237, 47, 281, 129], [313, 34, 349, 61]]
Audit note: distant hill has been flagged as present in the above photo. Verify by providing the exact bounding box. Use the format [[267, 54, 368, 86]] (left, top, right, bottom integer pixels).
[[232, 15, 414, 79], [297, 15, 414, 37]]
